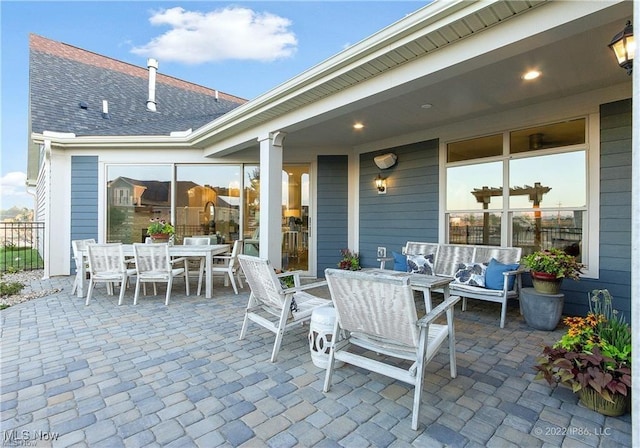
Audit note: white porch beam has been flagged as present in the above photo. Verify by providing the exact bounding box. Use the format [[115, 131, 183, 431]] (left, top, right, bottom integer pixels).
[[258, 132, 286, 269]]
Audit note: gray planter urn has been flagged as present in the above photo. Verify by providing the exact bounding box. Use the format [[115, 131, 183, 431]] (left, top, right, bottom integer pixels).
[[520, 287, 564, 330]]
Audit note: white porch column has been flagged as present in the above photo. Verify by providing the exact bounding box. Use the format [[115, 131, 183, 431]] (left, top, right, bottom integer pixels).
[[257, 132, 286, 269]]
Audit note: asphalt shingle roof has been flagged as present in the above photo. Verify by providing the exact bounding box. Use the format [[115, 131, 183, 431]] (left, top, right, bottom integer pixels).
[[29, 34, 246, 137]]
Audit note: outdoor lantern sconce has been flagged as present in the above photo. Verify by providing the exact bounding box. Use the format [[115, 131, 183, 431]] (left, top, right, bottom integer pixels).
[[609, 20, 634, 75], [375, 174, 387, 194]]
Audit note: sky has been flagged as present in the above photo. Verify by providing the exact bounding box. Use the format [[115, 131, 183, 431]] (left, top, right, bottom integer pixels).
[[0, 0, 426, 210]]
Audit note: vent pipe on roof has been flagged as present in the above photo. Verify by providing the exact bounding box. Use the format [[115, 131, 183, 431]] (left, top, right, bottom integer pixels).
[[215, 90, 219, 101], [147, 58, 158, 112], [102, 100, 110, 119]]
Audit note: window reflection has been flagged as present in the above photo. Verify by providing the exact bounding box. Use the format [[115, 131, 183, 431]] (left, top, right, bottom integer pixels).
[[447, 134, 502, 162], [176, 165, 241, 244], [107, 165, 172, 243], [513, 211, 583, 261], [448, 212, 502, 246], [510, 152, 585, 208], [510, 119, 585, 154], [243, 166, 260, 256], [446, 162, 502, 210]]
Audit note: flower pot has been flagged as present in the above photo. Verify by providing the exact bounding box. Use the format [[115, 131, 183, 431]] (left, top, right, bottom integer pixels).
[[520, 287, 564, 330], [531, 271, 563, 294], [150, 233, 170, 243], [579, 387, 629, 416]]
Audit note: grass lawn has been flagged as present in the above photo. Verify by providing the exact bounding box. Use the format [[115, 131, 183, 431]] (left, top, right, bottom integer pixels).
[[0, 247, 44, 272]]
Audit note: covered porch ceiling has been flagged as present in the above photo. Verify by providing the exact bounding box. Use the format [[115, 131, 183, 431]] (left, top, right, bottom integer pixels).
[[201, 0, 632, 157]]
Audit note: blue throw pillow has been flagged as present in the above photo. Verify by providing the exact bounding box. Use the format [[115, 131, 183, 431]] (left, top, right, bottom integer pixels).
[[485, 258, 520, 290], [392, 251, 407, 271]]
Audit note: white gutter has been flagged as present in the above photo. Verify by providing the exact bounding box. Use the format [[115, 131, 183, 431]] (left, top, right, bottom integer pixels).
[[31, 132, 192, 149]]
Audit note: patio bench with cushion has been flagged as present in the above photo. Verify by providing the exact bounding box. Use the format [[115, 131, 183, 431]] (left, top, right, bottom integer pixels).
[[386, 242, 523, 328]]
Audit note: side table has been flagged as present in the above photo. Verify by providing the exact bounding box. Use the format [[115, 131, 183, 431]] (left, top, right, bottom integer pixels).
[[520, 287, 564, 330]]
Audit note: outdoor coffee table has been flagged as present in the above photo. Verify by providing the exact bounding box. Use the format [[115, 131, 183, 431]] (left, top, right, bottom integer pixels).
[[363, 269, 452, 313], [408, 273, 453, 313]]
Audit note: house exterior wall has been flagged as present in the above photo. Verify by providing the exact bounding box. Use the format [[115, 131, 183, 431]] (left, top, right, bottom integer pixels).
[[70, 156, 98, 272], [316, 155, 348, 277], [351, 100, 632, 319], [36, 152, 48, 276], [556, 99, 632, 318], [359, 140, 439, 267], [46, 148, 73, 277]]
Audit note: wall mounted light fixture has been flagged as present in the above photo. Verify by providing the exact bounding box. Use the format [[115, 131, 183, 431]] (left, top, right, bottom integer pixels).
[[609, 20, 634, 75], [375, 174, 387, 194]]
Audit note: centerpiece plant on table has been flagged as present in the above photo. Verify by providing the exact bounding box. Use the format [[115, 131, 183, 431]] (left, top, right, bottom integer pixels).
[[533, 289, 631, 416], [147, 218, 175, 241]]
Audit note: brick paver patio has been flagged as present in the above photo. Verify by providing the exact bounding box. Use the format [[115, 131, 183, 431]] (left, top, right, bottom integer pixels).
[[0, 274, 632, 447]]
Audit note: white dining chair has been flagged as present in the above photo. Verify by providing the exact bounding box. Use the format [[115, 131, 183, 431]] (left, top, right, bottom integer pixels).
[[132, 243, 189, 305], [182, 236, 211, 296], [212, 239, 244, 294], [86, 243, 136, 306], [71, 238, 96, 295]]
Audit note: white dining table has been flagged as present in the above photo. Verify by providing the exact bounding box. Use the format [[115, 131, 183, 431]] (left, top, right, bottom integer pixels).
[[77, 243, 230, 299]]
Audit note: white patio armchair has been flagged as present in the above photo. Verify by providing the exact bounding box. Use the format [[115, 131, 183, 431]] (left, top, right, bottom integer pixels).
[[212, 239, 244, 294], [71, 238, 96, 295], [237, 254, 330, 362], [86, 243, 136, 306], [182, 236, 211, 296], [132, 243, 190, 305], [323, 268, 460, 431]]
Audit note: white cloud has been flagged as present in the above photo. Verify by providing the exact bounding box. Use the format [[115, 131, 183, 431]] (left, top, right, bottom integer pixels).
[[0, 172, 32, 209], [132, 6, 297, 64], [1, 172, 27, 194]]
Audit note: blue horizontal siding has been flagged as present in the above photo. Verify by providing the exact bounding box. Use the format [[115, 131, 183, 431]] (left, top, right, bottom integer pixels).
[[359, 140, 439, 266], [316, 155, 348, 277], [561, 99, 631, 319], [70, 156, 99, 271]]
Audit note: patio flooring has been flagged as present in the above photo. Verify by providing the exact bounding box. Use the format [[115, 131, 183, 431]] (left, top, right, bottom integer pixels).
[[0, 274, 632, 447]]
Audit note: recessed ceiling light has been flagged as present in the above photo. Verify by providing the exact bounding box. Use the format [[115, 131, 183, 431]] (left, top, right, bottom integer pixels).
[[353, 122, 364, 130], [421, 103, 432, 109], [522, 70, 541, 80]]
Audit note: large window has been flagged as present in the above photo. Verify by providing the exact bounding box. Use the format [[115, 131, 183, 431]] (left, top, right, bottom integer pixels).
[[240, 164, 312, 272], [175, 165, 241, 244], [106, 164, 242, 244], [107, 165, 172, 244], [445, 118, 588, 264]]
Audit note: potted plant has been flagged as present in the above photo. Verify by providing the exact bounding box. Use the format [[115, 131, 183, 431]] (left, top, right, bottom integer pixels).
[[338, 249, 360, 271], [521, 247, 584, 294], [147, 218, 175, 242], [533, 289, 631, 416]]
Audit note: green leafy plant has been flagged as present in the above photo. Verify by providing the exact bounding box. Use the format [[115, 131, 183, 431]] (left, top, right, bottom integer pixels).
[[534, 289, 631, 403], [147, 218, 175, 235], [521, 248, 584, 280], [338, 249, 360, 270], [0, 279, 25, 296]]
